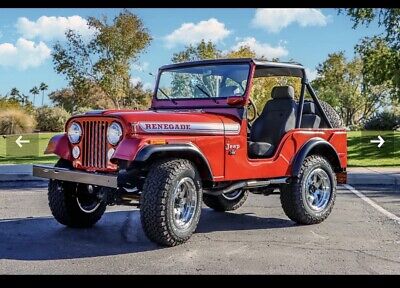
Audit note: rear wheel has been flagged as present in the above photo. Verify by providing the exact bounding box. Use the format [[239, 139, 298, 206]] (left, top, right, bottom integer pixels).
[[203, 189, 249, 212], [48, 159, 107, 228], [280, 155, 336, 224]]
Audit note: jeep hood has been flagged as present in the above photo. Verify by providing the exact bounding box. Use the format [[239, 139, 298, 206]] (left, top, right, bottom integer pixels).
[[77, 109, 241, 135]]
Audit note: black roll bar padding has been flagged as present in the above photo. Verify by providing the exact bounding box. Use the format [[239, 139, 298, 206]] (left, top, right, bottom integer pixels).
[[306, 83, 333, 128], [295, 69, 307, 128]]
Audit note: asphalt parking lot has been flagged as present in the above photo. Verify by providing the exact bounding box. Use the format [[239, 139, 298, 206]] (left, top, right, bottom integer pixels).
[[0, 181, 399, 274]]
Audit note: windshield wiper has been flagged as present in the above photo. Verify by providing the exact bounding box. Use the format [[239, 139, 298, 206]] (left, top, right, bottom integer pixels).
[[196, 85, 217, 103], [158, 88, 177, 105]]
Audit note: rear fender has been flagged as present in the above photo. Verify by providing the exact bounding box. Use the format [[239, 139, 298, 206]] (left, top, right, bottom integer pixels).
[[292, 138, 342, 177], [44, 133, 72, 161]]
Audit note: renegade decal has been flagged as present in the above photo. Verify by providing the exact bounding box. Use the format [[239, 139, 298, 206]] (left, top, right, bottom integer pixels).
[[138, 122, 240, 135]]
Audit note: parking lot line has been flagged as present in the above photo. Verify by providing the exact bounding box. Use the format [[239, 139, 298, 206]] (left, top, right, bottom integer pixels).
[[343, 184, 400, 225]]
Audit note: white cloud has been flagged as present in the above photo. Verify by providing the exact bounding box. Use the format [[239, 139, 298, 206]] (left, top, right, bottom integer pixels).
[[252, 9, 329, 33], [16, 15, 94, 41], [231, 37, 288, 59], [130, 76, 142, 86], [143, 82, 153, 91], [130, 76, 154, 91], [0, 38, 51, 70], [132, 61, 149, 72], [164, 18, 231, 48], [305, 68, 318, 81]]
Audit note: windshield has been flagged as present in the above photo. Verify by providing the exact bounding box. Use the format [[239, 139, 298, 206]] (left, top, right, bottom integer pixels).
[[156, 64, 250, 100]]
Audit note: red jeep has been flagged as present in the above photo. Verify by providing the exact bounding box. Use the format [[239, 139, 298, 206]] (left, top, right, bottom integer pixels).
[[33, 58, 347, 246]]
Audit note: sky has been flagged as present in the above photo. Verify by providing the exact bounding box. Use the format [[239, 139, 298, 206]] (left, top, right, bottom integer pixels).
[[0, 8, 383, 106]]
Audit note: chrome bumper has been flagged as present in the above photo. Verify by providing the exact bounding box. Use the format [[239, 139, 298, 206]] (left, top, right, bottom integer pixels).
[[32, 164, 118, 188]]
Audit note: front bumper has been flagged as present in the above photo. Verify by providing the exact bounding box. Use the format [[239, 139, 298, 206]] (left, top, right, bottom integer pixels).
[[32, 164, 118, 188]]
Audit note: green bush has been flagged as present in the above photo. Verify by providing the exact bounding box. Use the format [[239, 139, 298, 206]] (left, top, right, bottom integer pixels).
[[364, 111, 400, 130], [347, 124, 362, 131], [36, 106, 71, 132], [0, 108, 37, 135]]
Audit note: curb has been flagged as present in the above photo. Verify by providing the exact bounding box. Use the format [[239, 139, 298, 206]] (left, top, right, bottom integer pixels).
[[0, 165, 399, 186], [0, 164, 51, 182]]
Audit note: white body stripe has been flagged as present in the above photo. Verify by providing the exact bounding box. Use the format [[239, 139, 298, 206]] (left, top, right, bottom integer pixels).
[[138, 122, 240, 135]]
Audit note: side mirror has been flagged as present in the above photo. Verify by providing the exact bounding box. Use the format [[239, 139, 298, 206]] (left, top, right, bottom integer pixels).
[[226, 96, 246, 106]]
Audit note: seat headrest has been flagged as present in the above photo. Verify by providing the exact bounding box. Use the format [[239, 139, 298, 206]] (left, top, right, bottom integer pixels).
[[303, 102, 316, 114], [271, 86, 295, 99]]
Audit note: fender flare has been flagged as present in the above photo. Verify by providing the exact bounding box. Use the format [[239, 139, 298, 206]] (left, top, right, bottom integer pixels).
[[292, 138, 341, 177], [44, 133, 72, 161], [134, 143, 213, 180]]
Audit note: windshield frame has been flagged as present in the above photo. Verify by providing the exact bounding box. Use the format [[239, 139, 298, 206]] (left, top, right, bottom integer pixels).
[[151, 60, 254, 109]]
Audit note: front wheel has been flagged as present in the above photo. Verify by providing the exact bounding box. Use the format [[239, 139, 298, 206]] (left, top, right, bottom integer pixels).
[[140, 159, 203, 246], [280, 155, 336, 224], [48, 159, 107, 228]]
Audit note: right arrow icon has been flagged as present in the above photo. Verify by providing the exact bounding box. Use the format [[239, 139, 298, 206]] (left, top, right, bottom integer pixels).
[[370, 135, 385, 148]]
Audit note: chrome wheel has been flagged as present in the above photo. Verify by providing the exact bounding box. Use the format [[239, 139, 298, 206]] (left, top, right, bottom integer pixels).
[[172, 177, 198, 229], [76, 185, 101, 213], [222, 189, 243, 201], [305, 168, 331, 211]]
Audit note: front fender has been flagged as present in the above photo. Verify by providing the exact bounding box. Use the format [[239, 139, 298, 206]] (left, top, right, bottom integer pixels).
[[44, 133, 72, 161], [111, 138, 141, 162], [133, 143, 213, 180]]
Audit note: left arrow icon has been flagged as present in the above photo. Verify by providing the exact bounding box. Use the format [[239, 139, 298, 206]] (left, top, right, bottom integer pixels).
[[15, 135, 30, 148]]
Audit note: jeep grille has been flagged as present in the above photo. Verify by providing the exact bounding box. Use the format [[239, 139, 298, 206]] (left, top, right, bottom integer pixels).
[[81, 120, 109, 169]]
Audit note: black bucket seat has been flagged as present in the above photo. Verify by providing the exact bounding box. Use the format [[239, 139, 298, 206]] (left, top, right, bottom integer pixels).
[[248, 86, 297, 158]]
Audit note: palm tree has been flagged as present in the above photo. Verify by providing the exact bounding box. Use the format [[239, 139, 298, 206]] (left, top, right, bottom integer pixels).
[[9, 87, 21, 102], [39, 82, 48, 106], [29, 86, 40, 106]]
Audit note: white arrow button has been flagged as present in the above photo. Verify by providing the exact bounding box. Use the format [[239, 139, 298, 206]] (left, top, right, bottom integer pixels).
[[15, 135, 30, 148], [370, 135, 385, 148]]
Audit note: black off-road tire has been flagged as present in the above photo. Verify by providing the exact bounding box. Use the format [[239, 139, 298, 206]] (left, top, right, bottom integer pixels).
[[318, 100, 344, 128], [203, 190, 249, 212], [280, 155, 336, 224], [140, 159, 203, 246], [48, 159, 107, 228]]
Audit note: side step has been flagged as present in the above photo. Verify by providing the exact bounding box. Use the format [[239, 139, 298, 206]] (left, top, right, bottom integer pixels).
[[203, 177, 288, 196]]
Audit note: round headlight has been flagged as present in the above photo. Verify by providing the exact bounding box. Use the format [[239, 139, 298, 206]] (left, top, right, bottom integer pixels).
[[107, 122, 122, 145], [67, 122, 82, 144]]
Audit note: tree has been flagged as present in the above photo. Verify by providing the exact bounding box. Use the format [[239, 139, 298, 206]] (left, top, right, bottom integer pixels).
[[29, 86, 39, 106], [8, 88, 29, 106], [312, 52, 388, 126], [339, 9, 400, 48], [9, 88, 21, 103], [171, 40, 221, 63], [339, 8, 400, 100], [355, 37, 400, 99], [52, 9, 152, 109], [39, 82, 48, 106]]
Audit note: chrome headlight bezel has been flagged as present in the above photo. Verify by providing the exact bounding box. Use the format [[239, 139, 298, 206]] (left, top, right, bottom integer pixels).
[[67, 122, 82, 144], [107, 122, 123, 145]]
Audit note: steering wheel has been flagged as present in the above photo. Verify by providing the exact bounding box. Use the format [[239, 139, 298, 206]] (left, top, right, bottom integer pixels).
[[247, 98, 258, 123]]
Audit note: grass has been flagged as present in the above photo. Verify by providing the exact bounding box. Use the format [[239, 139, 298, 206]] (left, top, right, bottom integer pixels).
[[0, 132, 59, 164], [346, 131, 400, 167], [0, 131, 399, 167]]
